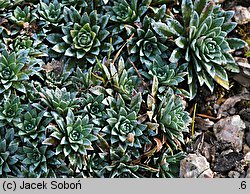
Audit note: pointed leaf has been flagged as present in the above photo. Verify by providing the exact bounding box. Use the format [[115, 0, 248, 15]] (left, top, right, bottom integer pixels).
[[175, 36, 187, 49], [181, 0, 193, 27], [227, 38, 246, 50], [169, 48, 182, 63]]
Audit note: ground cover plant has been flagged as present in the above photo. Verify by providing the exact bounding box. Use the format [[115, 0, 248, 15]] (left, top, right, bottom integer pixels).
[[0, 0, 247, 177]]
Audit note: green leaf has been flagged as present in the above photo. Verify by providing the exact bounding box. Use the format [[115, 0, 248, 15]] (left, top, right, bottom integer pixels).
[[181, 0, 193, 27], [130, 92, 142, 113], [222, 22, 237, 33], [211, 17, 225, 28], [190, 11, 200, 27], [98, 29, 109, 41], [17, 73, 29, 81], [152, 21, 171, 37], [166, 18, 184, 36], [107, 118, 117, 126], [0, 140, 6, 152], [224, 10, 235, 22], [46, 33, 63, 44], [226, 38, 246, 50], [194, 0, 208, 15], [63, 146, 71, 157], [65, 48, 75, 57], [200, 2, 214, 24], [52, 43, 68, 53], [189, 82, 197, 99], [68, 6, 81, 23], [110, 63, 118, 85], [225, 62, 240, 73], [169, 48, 182, 63], [13, 83, 26, 93], [175, 36, 186, 49], [89, 86, 105, 96]]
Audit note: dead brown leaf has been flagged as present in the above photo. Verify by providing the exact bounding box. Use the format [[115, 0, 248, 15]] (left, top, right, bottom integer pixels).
[[153, 137, 163, 152]]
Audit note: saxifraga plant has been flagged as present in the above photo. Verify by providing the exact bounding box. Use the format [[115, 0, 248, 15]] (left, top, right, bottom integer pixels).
[[18, 140, 67, 178], [0, 128, 20, 177], [107, 0, 150, 24], [38, 87, 80, 116], [141, 56, 188, 96], [36, 0, 64, 26], [152, 0, 247, 98], [127, 16, 168, 66], [8, 5, 36, 27], [16, 105, 52, 143], [0, 49, 41, 96], [46, 7, 110, 64], [3, 0, 247, 178], [45, 109, 97, 169], [0, 95, 23, 127], [102, 93, 150, 157]]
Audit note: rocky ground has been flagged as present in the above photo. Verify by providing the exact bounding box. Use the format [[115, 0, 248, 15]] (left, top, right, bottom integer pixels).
[[179, 0, 250, 178]]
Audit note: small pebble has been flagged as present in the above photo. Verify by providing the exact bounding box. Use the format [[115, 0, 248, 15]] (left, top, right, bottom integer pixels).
[[243, 144, 250, 155], [229, 108, 236, 115], [228, 171, 240, 178], [246, 167, 250, 178], [234, 6, 250, 25]]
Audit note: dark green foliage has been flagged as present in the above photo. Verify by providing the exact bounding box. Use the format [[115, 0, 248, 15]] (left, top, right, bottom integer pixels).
[[8, 5, 36, 26], [152, 0, 247, 98], [46, 109, 97, 168], [37, 0, 64, 26], [0, 128, 20, 177], [0, 0, 245, 178], [0, 0, 23, 11], [38, 87, 80, 116], [0, 95, 23, 127], [46, 7, 110, 63], [102, 93, 150, 157], [127, 16, 168, 66], [16, 105, 51, 142], [0, 49, 41, 96]]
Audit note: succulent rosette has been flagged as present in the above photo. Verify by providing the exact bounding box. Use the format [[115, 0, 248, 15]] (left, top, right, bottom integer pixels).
[[102, 94, 149, 156], [0, 95, 23, 127], [16, 106, 51, 142], [80, 93, 107, 119], [0, 128, 20, 177], [152, 0, 247, 98], [37, 0, 64, 26], [6, 35, 48, 57], [86, 146, 143, 178], [17, 140, 64, 178], [20, 144, 47, 175], [109, 0, 137, 23], [156, 89, 191, 149], [39, 87, 80, 116], [8, 6, 36, 26], [47, 109, 97, 167], [95, 57, 141, 100], [47, 7, 110, 64], [127, 16, 168, 66], [0, 49, 40, 96]]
